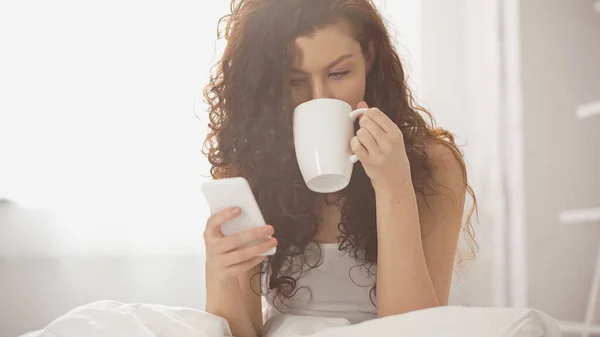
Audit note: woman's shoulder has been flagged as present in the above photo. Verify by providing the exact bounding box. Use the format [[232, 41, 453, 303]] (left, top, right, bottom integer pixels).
[[417, 141, 468, 234], [422, 141, 466, 184]]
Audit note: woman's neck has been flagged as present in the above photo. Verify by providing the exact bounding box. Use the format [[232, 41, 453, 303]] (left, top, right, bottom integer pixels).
[[313, 193, 343, 244]]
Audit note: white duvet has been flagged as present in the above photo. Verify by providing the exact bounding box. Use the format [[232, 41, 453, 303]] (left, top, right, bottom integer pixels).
[[21, 300, 561, 337]]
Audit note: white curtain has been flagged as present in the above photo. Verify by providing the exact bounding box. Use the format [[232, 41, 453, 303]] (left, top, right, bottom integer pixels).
[[0, 0, 232, 256]]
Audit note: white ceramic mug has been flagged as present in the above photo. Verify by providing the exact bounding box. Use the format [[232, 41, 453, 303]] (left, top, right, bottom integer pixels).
[[293, 98, 368, 193]]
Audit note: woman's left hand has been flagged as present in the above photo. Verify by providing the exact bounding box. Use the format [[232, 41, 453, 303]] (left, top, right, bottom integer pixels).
[[351, 101, 412, 191]]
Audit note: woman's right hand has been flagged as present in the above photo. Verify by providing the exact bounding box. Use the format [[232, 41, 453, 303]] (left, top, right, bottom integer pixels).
[[204, 207, 277, 282]]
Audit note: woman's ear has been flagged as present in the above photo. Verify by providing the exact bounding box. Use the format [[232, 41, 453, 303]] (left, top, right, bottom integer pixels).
[[364, 40, 376, 74]]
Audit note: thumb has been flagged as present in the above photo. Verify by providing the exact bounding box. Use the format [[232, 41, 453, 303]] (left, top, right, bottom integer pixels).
[[357, 101, 369, 109]]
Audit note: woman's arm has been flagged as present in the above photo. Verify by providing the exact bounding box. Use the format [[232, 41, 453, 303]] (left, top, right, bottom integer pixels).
[[374, 143, 465, 316], [350, 101, 466, 317], [203, 209, 277, 337], [205, 273, 256, 336], [238, 265, 265, 335], [205, 266, 264, 337]]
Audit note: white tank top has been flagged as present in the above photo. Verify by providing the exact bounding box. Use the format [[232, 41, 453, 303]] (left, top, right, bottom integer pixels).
[[262, 242, 378, 324]]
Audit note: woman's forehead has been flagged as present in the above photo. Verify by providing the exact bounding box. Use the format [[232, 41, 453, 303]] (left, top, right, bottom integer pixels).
[[289, 19, 360, 70]]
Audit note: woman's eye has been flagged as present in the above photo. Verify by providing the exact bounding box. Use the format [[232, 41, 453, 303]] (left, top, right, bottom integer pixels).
[[329, 70, 350, 79]]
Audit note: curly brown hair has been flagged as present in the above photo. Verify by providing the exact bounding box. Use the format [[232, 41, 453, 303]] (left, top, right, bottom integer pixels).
[[203, 0, 477, 305]]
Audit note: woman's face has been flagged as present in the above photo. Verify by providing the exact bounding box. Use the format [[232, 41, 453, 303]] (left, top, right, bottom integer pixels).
[[289, 18, 371, 109]]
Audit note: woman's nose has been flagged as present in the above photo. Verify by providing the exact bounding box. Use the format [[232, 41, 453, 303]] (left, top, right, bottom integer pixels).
[[310, 80, 332, 100]]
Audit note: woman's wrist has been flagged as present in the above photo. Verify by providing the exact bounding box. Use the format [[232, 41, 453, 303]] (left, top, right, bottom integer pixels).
[[373, 180, 420, 232], [373, 179, 415, 200]]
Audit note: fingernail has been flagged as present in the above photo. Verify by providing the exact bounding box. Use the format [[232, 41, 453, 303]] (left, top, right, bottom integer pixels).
[[262, 225, 272, 233], [231, 207, 241, 215], [271, 238, 278, 245]]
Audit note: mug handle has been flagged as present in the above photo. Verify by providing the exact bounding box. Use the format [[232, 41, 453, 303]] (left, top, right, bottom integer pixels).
[[349, 108, 369, 163]]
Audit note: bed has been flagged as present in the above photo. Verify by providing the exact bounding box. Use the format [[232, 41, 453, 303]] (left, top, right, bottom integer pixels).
[[18, 300, 561, 337]]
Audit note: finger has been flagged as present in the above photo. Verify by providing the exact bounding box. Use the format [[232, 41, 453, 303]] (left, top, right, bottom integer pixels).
[[224, 255, 266, 278], [215, 225, 274, 254], [222, 237, 277, 267], [351, 136, 369, 160], [356, 101, 369, 120], [358, 115, 387, 147], [356, 100, 369, 110], [356, 128, 381, 156], [365, 108, 397, 134], [205, 207, 241, 239]]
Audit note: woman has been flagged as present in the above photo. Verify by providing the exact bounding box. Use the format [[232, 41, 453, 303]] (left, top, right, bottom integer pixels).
[[202, 0, 477, 336]]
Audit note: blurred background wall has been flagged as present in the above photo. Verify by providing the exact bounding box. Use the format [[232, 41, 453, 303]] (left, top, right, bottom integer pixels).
[[517, 1, 600, 335]]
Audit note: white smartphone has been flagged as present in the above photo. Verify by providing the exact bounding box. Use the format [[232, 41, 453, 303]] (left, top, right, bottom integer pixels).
[[201, 177, 276, 256]]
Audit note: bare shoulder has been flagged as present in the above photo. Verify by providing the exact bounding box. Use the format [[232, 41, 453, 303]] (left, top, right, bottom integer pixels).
[[423, 141, 467, 193], [417, 142, 468, 235]]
